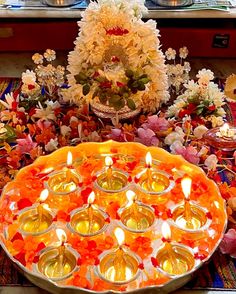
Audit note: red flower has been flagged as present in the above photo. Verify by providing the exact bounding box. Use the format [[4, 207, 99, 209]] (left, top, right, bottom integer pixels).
[[129, 236, 153, 259], [111, 56, 120, 62], [151, 257, 159, 267], [17, 198, 33, 210], [99, 81, 112, 89], [69, 266, 91, 289], [80, 187, 93, 203], [116, 81, 125, 87], [106, 27, 129, 36], [208, 105, 216, 111], [28, 84, 35, 90]]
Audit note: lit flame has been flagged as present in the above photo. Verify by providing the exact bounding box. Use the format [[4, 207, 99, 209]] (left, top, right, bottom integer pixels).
[[67, 151, 73, 166], [126, 190, 136, 207], [214, 201, 220, 209], [181, 177, 192, 200], [88, 191, 95, 204], [56, 229, 67, 244], [41, 167, 54, 174], [161, 221, 171, 240], [105, 156, 113, 167], [39, 189, 49, 202], [145, 152, 152, 168], [114, 228, 125, 246]]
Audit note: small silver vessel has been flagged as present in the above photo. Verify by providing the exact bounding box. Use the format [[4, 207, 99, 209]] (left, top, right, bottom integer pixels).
[[42, 0, 82, 7], [154, 0, 194, 7]]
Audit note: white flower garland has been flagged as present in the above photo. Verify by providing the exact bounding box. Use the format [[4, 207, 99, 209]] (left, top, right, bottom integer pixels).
[[64, 0, 169, 112], [166, 69, 226, 127]]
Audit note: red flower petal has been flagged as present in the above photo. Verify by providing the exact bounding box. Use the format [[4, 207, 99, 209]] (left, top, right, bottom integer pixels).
[[28, 84, 35, 90], [33, 255, 39, 263], [166, 209, 173, 218], [194, 253, 207, 261], [36, 242, 46, 252], [94, 257, 100, 266], [17, 198, 33, 210], [11, 232, 24, 242], [14, 252, 26, 266], [138, 263, 144, 270], [77, 258, 82, 266], [206, 212, 212, 219], [87, 240, 97, 250], [81, 187, 93, 203], [151, 257, 159, 267]]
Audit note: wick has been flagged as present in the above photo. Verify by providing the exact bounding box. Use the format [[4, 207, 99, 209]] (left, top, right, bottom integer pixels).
[[106, 165, 113, 189], [164, 242, 180, 275], [146, 166, 153, 191], [35, 202, 44, 230], [56, 242, 65, 277], [184, 199, 193, 229], [113, 246, 126, 281], [87, 203, 94, 234]]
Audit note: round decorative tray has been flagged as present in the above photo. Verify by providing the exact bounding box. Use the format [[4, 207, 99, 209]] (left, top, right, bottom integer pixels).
[[0, 141, 227, 294]]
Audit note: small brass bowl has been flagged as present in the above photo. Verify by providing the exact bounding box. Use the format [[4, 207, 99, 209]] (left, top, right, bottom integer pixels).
[[119, 203, 155, 233], [171, 201, 211, 231], [97, 247, 141, 285], [18, 207, 53, 236], [37, 247, 77, 281], [96, 169, 129, 193], [46, 170, 81, 195], [69, 206, 108, 237], [155, 243, 196, 277]]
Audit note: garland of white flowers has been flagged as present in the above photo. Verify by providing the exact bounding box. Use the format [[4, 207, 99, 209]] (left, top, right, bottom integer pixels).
[[63, 0, 169, 113], [166, 69, 226, 127]]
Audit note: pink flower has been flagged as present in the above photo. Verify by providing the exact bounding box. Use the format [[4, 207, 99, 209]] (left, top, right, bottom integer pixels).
[[137, 128, 159, 146], [170, 141, 200, 165], [204, 154, 218, 171], [220, 229, 236, 258], [108, 129, 126, 142], [36, 120, 52, 131], [16, 134, 37, 154], [143, 115, 170, 132]]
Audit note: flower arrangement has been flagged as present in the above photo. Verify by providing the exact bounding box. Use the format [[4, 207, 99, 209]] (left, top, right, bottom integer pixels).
[[166, 69, 226, 127], [165, 47, 191, 94], [63, 0, 169, 113], [21, 49, 65, 102]]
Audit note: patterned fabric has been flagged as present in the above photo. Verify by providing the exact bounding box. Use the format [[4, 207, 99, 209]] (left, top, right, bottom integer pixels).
[[0, 78, 21, 100], [0, 78, 236, 290]]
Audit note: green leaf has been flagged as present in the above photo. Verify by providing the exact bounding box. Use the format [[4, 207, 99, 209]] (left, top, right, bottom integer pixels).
[[139, 78, 149, 84], [74, 72, 87, 83], [0, 125, 16, 143], [127, 99, 136, 110], [187, 97, 198, 104], [113, 99, 125, 111], [202, 100, 210, 106], [109, 94, 122, 104], [131, 81, 139, 89], [196, 104, 205, 109], [99, 93, 107, 104], [123, 92, 129, 99], [137, 81, 145, 91], [125, 69, 134, 78], [82, 84, 90, 96], [139, 74, 148, 79], [196, 108, 204, 115]]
